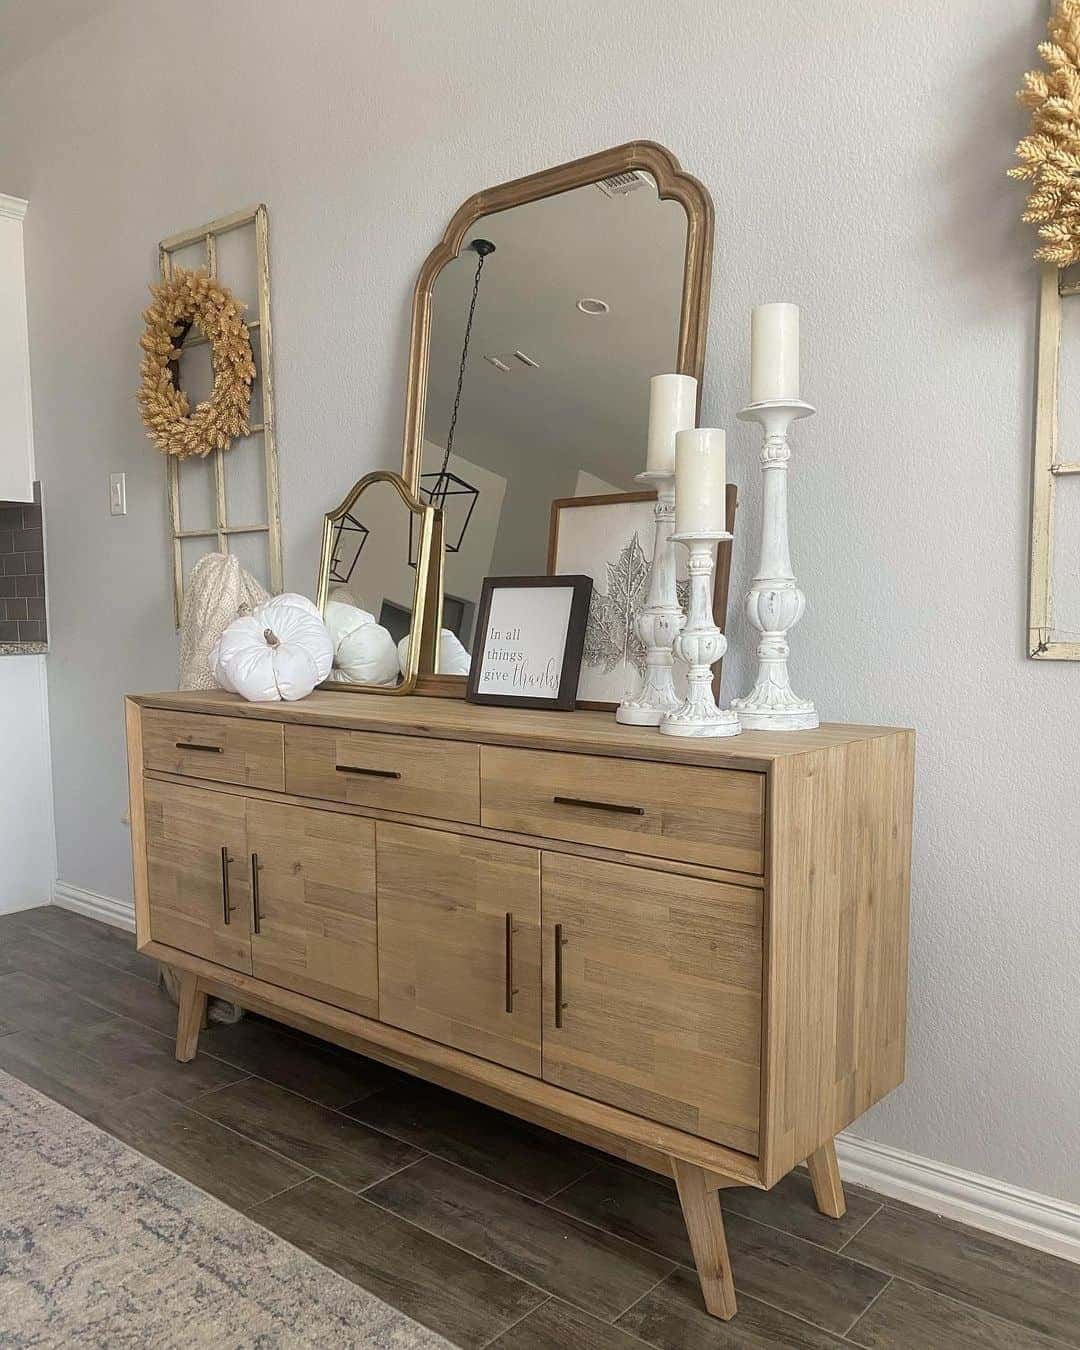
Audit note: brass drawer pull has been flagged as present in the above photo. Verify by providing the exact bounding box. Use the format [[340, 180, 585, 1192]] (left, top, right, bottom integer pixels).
[[553, 795, 644, 817], [335, 765, 402, 780], [251, 853, 261, 935], [505, 912, 518, 1014], [554, 923, 568, 1028], [177, 741, 223, 754], [220, 846, 235, 924]]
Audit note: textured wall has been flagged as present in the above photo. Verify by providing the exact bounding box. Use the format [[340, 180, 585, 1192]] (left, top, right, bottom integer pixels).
[[0, 0, 1076, 1203]]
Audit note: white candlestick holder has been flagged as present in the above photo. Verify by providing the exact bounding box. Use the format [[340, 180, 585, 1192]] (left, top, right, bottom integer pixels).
[[616, 471, 686, 726], [732, 398, 819, 731], [659, 530, 740, 738]]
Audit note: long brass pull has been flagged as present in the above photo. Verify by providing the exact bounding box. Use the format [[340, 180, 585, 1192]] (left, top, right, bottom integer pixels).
[[554, 923, 568, 1028], [251, 853, 261, 935], [220, 846, 234, 924], [505, 913, 516, 1014], [177, 741, 223, 754], [335, 765, 402, 780], [553, 795, 644, 817]]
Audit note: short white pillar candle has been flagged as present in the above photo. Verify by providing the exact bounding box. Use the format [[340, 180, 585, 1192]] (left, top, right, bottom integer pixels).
[[645, 373, 698, 474], [674, 428, 726, 535], [750, 303, 800, 403]]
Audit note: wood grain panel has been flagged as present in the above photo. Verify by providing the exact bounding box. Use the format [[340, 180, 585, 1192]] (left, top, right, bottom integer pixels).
[[144, 768, 763, 890], [142, 708, 284, 790], [133, 689, 904, 773], [377, 823, 541, 1075], [483, 747, 764, 875], [144, 778, 251, 973], [285, 725, 479, 823], [247, 799, 378, 1017], [541, 854, 762, 1153], [144, 937, 762, 1185], [760, 730, 914, 1184]]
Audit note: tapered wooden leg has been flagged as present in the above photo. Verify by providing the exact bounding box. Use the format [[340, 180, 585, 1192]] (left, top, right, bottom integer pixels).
[[806, 1140, 846, 1218], [175, 971, 208, 1063], [673, 1159, 738, 1320]]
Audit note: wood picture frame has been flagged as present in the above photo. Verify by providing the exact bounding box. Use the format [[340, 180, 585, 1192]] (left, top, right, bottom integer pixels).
[[547, 485, 737, 711], [1030, 261, 1080, 658], [465, 575, 593, 710]]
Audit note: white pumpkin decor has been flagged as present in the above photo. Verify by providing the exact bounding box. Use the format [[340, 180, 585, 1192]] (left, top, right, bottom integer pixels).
[[396, 628, 470, 677], [324, 600, 400, 687], [211, 594, 333, 702]]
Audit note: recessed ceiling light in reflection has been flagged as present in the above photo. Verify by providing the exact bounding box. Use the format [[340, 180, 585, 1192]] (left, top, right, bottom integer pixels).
[[577, 297, 610, 316]]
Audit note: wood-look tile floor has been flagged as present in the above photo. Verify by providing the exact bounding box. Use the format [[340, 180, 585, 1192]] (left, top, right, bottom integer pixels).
[[1, 906, 1077, 1349]]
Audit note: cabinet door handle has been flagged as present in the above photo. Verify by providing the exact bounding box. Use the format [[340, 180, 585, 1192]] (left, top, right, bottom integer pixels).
[[505, 912, 517, 1014], [220, 846, 234, 924], [554, 923, 568, 1028], [251, 853, 261, 935], [177, 741, 223, 754], [552, 795, 644, 817], [335, 764, 402, 780]]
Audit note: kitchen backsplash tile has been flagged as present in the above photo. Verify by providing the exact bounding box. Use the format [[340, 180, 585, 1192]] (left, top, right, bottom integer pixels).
[[0, 485, 46, 644]]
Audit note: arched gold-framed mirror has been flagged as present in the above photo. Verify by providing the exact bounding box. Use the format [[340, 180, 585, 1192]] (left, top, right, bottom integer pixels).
[[399, 140, 715, 697], [315, 470, 443, 695]]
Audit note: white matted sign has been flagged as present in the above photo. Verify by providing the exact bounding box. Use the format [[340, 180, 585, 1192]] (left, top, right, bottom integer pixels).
[[466, 576, 593, 710]]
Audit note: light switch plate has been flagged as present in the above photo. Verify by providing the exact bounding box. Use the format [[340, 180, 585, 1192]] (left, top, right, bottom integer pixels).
[[109, 472, 127, 516]]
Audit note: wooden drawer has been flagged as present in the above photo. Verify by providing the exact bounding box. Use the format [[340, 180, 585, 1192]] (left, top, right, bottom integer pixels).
[[285, 725, 480, 823], [142, 708, 284, 791], [481, 746, 765, 875], [542, 854, 762, 1153]]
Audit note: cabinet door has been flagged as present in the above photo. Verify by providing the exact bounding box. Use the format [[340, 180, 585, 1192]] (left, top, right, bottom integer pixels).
[[144, 779, 251, 973], [246, 799, 378, 1017], [377, 822, 541, 1074], [542, 854, 763, 1154]]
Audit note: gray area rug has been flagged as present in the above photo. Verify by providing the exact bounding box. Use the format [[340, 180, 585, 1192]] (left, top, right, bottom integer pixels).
[[0, 1069, 451, 1348]]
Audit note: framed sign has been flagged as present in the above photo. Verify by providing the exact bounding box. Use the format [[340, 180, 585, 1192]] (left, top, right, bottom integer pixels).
[[548, 487, 737, 710], [466, 575, 593, 710]]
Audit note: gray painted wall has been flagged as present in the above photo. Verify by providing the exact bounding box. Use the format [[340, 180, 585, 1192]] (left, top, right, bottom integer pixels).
[[0, 0, 1076, 1204]]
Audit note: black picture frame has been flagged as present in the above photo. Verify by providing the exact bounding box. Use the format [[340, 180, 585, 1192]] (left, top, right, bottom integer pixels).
[[465, 575, 593, 711]]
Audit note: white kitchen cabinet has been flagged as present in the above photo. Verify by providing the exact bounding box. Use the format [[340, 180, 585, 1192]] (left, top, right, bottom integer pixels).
[[0, 195, 35, 503]]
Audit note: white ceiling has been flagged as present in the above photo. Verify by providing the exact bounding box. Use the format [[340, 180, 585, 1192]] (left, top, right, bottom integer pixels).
[[422, 174, 689, 491]]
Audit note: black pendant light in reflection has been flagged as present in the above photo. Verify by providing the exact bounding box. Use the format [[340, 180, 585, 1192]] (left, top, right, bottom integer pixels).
[[410, 238, 493, 566], [329, 509, 370, 586]]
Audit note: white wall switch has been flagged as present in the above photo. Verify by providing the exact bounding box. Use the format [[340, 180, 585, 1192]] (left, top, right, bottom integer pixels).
[[109, 472, 127, 516]]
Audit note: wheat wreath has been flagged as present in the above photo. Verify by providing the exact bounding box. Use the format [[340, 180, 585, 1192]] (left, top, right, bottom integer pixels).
[[137, 267, 256, 459], [1011, 0, 1080, 266]]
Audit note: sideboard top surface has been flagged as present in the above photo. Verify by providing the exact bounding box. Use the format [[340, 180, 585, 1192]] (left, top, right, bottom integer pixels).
[[129, 689, 911, 772]]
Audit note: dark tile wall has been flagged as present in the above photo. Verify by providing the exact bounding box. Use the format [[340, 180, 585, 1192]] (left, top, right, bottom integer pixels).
[[0, 484, 46, 644]]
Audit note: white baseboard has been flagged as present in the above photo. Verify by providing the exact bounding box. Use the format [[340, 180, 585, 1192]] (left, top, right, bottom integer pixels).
[[52, 880, 135, 933], [43, 880, 1080, 1264], [836, 1132, 1080, 1264]]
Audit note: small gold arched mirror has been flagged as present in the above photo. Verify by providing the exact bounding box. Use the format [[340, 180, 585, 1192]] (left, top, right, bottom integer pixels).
[[315, 471, 442, 694]]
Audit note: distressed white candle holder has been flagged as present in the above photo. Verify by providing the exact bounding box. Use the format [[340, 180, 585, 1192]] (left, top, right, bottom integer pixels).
[[615, 471, 686, 726], [732, 398, 819, 731], [659, 530, 740, 738]]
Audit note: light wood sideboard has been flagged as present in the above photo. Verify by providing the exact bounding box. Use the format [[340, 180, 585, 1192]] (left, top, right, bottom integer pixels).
[[125, 688, 915, 1321]]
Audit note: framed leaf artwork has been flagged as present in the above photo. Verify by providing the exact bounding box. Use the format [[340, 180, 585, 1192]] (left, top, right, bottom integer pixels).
[[547, 488, 737, 711]]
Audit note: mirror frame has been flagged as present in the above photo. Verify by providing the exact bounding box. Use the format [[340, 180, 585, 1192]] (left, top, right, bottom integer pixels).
[[316, 469, 443, 696], [399, 140, 715, 698]]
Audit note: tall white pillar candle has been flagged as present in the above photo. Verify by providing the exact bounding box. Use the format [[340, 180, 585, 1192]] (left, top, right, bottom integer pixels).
[[645, 373, 697, 473], [750, 303, 800, 403], [675, 428, 726, 535]]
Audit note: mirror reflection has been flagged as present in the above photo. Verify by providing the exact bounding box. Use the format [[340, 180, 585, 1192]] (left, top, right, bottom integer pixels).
[[318, 473, 445, 690], [419, 172, 688, 658]]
